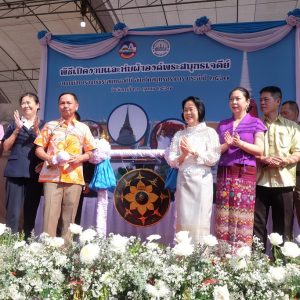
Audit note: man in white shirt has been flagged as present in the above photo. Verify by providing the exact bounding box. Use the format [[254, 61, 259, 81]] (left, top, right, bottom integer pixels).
[[156, 124, 170, 149]]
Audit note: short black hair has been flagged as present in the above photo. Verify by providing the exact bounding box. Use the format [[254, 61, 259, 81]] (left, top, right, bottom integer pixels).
[[58, 92, 79, 103], [259, 86, 282, 101], [282, 100, 299, 116], [181, 96, 205, 122], [19, 92, 39, 105]]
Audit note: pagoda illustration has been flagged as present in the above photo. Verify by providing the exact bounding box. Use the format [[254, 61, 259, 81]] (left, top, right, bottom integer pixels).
[[240, 51, 258, 117], [240, 51, 252, 95], [117, 105, 136, 145]]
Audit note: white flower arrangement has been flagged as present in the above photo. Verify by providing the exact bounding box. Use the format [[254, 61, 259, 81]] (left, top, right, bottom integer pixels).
[[281, 242, 300, 258], [80, 243, 100, 265], [203, 234, 218, 247], [0, 223, 7, 236], [52, 150, 70, 165], [45, 236, 65, 248], [172, 241, 194, 256], [69, 223, 83, 235], [174, 230, 192, 244], [236, 245, 251, 258], [268, 232, 283, 246], [89, 138, 111, 164], [145, 279, 171, 299], [236, 257, 248, 270], [268, 266, 287, 283], [172, 230, 194, 256], [79, 228, 97, 244], [0, 223, 299, 300], [213, 284, 230, 300], [146, 234, 161, 242], [110, 234, 129, 253]]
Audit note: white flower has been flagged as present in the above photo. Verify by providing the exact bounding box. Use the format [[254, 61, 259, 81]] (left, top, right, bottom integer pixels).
[[173, 242, 194, 256], [268, 266, 286, 283], [213, 285, 230, 300], [39, 232, 49, 239], [236, 258, 247, 270], [45, 237, 64, 248], [203, 235, 218, 247], [268, 233, 283, 246], [53, 150, 70, 165], [110, 234, 129, 253], [55, 254, 68, 266], [236, 246, 251, 258], [90, 138, 111, 163], [69, 223, 83, 235], [281, 242, 300, 258], [79, 228, 97, 243], [296, 234, 300, 244], [8, 285, 26, 300], [147, 234, 161, 242], [100, 271, 112, 284], [51, 269, 65, 283], [175, 231, 192, 244], [80, 243, 100, 265], [156, 280, 171, 298], [29, 242, 43, 253], [145, 284, 157, 298], [0, 223, 7, 235], [13, 241, 26, 250], [146, 280, 171, 299], [97, 138, 111, 153], [146, 242, 159, 250]]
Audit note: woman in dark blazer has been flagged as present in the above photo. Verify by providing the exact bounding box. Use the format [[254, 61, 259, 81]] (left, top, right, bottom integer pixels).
[[3, 92, 44, 239]]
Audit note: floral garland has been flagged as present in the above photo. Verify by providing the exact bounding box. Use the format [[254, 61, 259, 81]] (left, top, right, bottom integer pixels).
[[286, 8, 300, 27], [111, 11, 300, 35], [193, 16, 212, 35], [0, 223, 299, 300], [112, 22, 129, 38]]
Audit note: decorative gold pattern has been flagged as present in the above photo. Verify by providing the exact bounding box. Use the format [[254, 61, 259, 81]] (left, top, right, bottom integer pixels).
[[114, 169, 170, 226]]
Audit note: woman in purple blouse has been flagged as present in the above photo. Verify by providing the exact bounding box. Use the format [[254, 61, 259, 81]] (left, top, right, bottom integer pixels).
[[215, 87, 266, 249]]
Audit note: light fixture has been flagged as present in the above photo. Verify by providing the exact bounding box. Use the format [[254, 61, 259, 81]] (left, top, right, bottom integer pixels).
[[80, 17, 86, 28], [80, 0, 87, 28]]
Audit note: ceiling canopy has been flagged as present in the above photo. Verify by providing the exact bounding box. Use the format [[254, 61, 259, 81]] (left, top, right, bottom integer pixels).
[[0, 0, 297, 119]]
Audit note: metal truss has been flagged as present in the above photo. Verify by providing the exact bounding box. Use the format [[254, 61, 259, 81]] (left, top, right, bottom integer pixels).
[[0, 68, 40, 83], [0, 45, 38, 91], [0, 0, 107, 33], [92, 0, 224, 12]]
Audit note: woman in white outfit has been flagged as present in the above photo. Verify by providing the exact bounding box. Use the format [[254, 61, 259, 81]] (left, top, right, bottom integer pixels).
[[167, 96, 220, 244]]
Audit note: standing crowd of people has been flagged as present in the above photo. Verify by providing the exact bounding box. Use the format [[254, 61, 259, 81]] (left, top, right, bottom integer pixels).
[[1, 92, 96, 241], [1, 86, 300, 252], [167, 86, 300, 252]]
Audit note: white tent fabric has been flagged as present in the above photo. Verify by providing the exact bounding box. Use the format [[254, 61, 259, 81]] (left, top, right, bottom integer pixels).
[[0, 0, 299, 120]]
